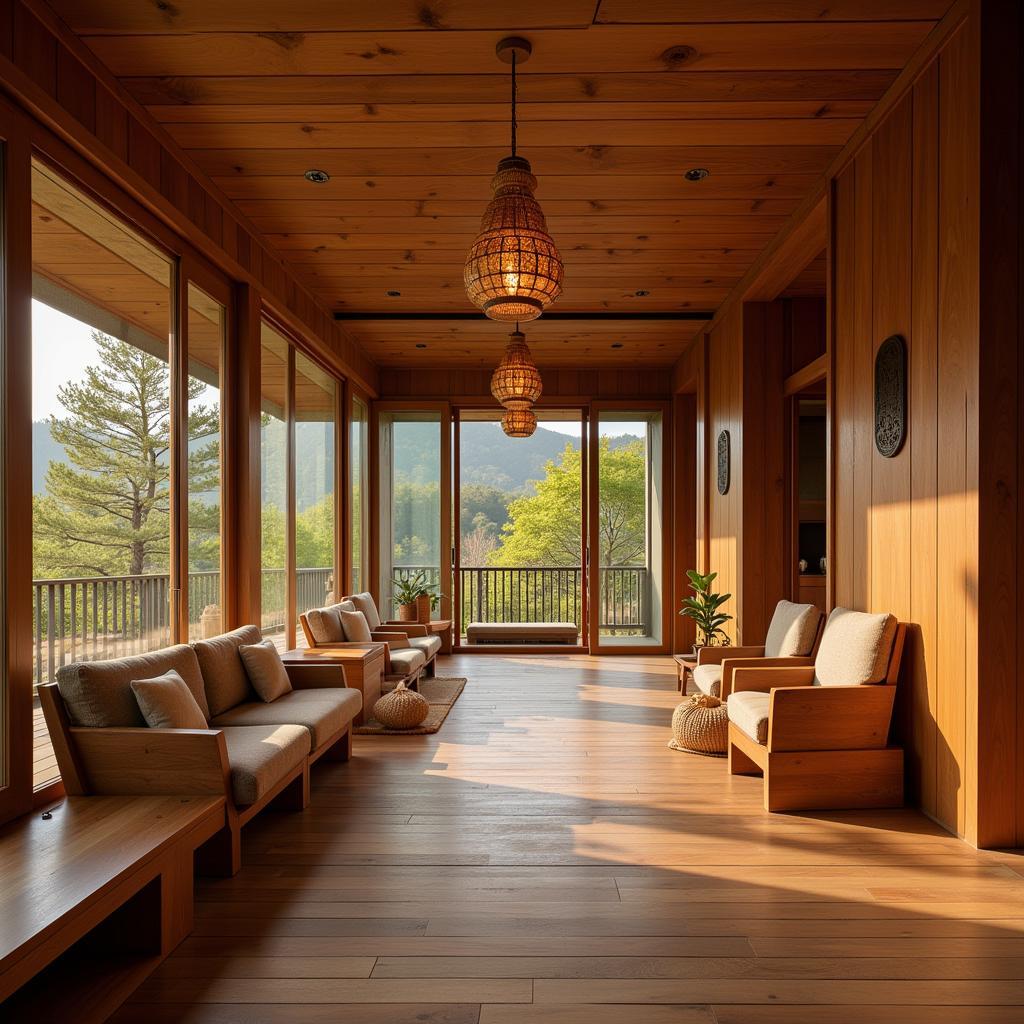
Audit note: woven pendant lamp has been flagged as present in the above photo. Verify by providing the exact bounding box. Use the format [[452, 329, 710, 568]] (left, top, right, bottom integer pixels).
[[464, 39, 563, 323], [491, 329, 543, 410], [501, 406, 537, 438]]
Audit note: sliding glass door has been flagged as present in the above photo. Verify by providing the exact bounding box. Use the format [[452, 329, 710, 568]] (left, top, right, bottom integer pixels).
[[589, 407, 668, 650]]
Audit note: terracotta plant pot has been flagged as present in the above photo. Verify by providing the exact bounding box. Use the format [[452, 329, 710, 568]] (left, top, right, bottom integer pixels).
[[415, 593, 432, 623], [397, 601, 418, 622]]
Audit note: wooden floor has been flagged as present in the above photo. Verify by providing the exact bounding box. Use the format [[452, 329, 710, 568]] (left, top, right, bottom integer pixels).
[[110, 653, 1024, 1024]]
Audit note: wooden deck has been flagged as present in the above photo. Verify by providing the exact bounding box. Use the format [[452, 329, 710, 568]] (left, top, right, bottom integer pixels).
[[99, 652, 1024, 1023], [32, 702, 57, 790]]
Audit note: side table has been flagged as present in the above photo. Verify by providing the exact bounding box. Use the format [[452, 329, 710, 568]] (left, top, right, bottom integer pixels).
[[427, 619, 453, 655], [281, 643, 386, 726], [673, 654, 697, 694]]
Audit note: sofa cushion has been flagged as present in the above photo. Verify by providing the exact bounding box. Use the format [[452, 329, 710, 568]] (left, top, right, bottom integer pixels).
[[349, 592, 381, 630], [409, 634, 442, 660], [814, 607, 898, 687], [340, 609, 373, 643], [305, 606, 345, 645], [131, 670, 208, 730], [56, 645, 208, 727], [387, 647, 425, 677], [212, 688, 362, 749], [764, 600, 821, 658], [193, 625, 262, 718], [219, 724, 309, 806], [692, 664, 722, 697], [239, 640, 293, 703], [728, 691, 771, 745]]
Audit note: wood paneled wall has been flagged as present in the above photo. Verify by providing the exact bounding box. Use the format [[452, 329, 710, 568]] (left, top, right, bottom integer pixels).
[[832, 22, 984, 841], [681, 2, 1024, 847], [0, 0, 378, 395]]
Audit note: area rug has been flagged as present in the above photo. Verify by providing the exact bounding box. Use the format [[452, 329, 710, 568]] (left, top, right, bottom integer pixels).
[[355, 677, 466, 735]]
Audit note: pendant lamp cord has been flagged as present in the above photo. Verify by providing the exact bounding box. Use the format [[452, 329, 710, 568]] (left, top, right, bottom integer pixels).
[[510, 49, 518, 158]]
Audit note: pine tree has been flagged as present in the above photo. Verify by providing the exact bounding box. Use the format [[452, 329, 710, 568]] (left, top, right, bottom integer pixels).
[[34, 331, 219, 578]]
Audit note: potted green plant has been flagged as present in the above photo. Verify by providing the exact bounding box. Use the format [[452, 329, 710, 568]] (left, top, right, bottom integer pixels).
[[392, 574, 424, 622], [678, 569, 732, 653]]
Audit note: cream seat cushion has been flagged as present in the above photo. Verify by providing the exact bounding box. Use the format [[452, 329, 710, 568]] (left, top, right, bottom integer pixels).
[[131, 670, 208, 730], [212, 688, 362, 749], [691, 664, 722, 697], [220, 723, 309, 806], [727, 691, 771, 745], [57, 644, 208, 727], [764, 600, 821, 658], [409, 635, 442, 659], [349, 592, 382, 630], [192, 625, 262, 718], [387, 647, 425, 677], [814, 607, 897, 686]]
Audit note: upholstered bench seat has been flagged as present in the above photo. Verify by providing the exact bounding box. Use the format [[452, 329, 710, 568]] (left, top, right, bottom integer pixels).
[[220, 724, 310, 806], [211, 688, 362, 749], [409, 634, 442, 659], [466, 622, 578, 644], [727, 691, 770, 745]]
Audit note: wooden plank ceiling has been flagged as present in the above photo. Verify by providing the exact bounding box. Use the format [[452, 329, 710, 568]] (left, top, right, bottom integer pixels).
[[48, 0, 951, 368]]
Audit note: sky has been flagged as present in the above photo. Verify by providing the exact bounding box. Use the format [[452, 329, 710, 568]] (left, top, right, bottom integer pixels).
[[32, 299, 101, 421]]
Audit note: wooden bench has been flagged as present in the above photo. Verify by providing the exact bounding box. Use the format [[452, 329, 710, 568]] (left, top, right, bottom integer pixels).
[[466, 621, 579, 645], [0, 794, 224, 1022]]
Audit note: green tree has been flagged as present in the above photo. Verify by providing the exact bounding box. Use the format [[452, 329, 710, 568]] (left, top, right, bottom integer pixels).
[[489, 438, 646, 568], [296, 494, 335, 568], [34, 332, 219, 578]]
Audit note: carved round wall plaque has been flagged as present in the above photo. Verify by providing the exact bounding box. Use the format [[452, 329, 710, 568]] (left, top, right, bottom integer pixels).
[[717, 430, 730, 495], [874, 334, 907, 458]]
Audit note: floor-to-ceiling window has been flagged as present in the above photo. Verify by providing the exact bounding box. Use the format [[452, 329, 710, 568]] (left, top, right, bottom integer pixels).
[[259, 321, 289, 640], [456, 410, 584, 644], [294, 351, 336, 638], [31, 160, 174, 786], [378, 411, 442, 618], [592, 409, 666, 648], [350, 394, 369, 594], [186, 283, 225, 640]]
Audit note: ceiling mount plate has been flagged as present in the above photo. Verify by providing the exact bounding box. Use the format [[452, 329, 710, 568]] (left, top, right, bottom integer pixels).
[[496, 37, 532, 64]]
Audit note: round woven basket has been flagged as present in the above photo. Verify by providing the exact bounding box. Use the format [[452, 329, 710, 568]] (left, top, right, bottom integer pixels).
[[373, 681, 429, 729], [669, 694, 729, 756]]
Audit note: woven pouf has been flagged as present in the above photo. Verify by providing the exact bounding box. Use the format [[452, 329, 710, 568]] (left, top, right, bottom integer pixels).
[[668, 693, 729, 756], [372, 681, 429, 729]]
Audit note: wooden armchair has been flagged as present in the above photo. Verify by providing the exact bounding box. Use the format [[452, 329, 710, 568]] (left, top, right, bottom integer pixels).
[[726, 608, 907, 812], [693, 600, 824, 700]]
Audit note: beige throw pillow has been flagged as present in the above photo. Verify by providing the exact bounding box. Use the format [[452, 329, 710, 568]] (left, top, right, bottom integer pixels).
[[131, 670, 208, 729], [238, 640, 293, 702], [340, 608, 373, 643], [350, 592, 382, 629]]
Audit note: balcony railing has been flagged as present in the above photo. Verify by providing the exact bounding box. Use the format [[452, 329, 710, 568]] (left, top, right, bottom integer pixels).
[[32, 567, 334, 688], [392, 564, 648, 636]]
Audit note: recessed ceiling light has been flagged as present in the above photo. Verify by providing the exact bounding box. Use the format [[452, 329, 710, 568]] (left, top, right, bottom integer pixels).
[[684, 167, 710, 182], [634, 289, 650, 297], [416, 343, 427, 349], [386, 289, 401, 297], [304, 168, 330, 184], [611, 342, 624, 349]]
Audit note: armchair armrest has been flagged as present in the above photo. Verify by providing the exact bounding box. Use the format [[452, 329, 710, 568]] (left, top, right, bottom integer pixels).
[[697, 645, 765, 666], [767, 684, 896, 753], [284, 661, 349, 690], [721, 656, 814, 697], [68, 727, 229, 797], [380, 622, 429, 636], [371, 630, 411, 649], [730, 664, 815, 694]]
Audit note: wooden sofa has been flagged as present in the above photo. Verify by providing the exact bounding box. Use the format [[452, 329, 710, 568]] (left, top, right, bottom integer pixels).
[[39, 625, 362, 876], [300, 593, 440, 688], [726, 607, 906, 812], [693, 599, 824, 700]]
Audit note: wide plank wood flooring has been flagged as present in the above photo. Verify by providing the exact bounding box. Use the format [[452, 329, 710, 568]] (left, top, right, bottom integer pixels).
[[112, 653, 1024, 1023]]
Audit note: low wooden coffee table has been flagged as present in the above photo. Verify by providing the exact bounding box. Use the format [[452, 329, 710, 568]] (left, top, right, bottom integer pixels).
[[673, 654, 698, 693], [280, 644, 386, 726]]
